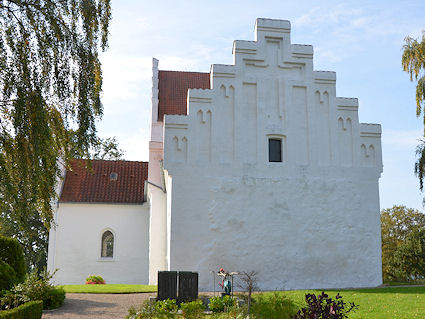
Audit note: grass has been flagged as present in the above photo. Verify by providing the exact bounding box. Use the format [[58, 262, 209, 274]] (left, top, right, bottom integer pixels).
[[60, 284, 157, 294], [262, 286, 425, 319], [61, 284, 425, 317]]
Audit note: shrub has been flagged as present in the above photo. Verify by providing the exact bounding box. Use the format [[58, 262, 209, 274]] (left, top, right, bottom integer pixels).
[[127, 299, 157, 319], [294, 292, 358, 319], [0, 260, 17, 291], [0, 235, 26, 282], [11, 269, 65, 310], [154, 299, 178, 318], [85, 274, 105, 284], [127, 299, 179, 319], [43, 286, 65, 309], [209, 295, 235, 313], [180, 300, 205, 319], [250, 292, 298, 319], [0, 300, 43, 319]]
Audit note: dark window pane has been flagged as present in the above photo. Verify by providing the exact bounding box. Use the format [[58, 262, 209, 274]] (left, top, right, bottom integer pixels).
[[101, 231, 114, 257], [269, 139, 282, 162]]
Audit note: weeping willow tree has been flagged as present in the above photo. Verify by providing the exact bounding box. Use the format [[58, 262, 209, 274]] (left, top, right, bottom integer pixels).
[[402, 31, 425, 198], [0, 0, 111, 269]]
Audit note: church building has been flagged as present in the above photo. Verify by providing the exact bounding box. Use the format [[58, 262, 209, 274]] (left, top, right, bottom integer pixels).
[[47, 18, 383, 290]]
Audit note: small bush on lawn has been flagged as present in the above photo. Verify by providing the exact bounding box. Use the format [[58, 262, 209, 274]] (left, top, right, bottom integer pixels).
[[0, 300, 43, 319], [11, 269, 65, 310], [0, 235, 26, 282], [85, 274, 105, 284], [294, 291, 358, 319], [250, 292, 298, 319], [180, 300, 205, 319], [0, 260, 17, 291], [208, 295, 235, 313]]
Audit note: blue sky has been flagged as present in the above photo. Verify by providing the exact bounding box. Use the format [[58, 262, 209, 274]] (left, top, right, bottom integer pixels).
[[97, 0, 425, 211]]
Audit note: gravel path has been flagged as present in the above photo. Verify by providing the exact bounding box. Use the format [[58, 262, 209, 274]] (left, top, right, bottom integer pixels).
[[42, 293, 156, 319]]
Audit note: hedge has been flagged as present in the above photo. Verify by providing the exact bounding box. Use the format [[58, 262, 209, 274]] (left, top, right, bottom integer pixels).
[[43, 287, 66, 310], [0, 260, 16, 291], [0, 236, 26, 282], [0, 301, 43, 319]]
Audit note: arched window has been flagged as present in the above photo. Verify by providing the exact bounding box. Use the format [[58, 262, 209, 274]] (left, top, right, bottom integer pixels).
[[101, 230, 114, 258]]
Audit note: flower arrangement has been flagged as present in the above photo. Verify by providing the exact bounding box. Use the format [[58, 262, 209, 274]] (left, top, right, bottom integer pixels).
[[217, 267, 232, 294], [85, 274, 105, 284]]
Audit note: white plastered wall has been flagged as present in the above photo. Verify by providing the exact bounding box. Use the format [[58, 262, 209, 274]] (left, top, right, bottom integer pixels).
[[48, 203, 149, 285], [162, 18, 383, 291]]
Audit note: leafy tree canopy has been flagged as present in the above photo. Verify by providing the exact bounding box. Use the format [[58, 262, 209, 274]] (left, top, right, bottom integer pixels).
[[393, 228, 425, 281], [0, 0, 112, 230], [69, 131, 124, 160], [381, 205, 425, 281], [0, 0, 112, 270], [402, 31, 425, 195]]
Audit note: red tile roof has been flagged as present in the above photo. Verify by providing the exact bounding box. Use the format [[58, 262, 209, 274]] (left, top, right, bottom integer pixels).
[[60, 159, 148, 204], [158, 70, 210, 120]]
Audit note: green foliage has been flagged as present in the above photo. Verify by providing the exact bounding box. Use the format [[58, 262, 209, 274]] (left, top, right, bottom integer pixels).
[[0, 300, 43, 319], [85, 274, 105, 284], [250, 292, 298, 319], [402, 31, 425, 194], [127, 300, 157, 319], [154, 299, 178, 318], [69, 131, 125, 160], [0, 260, 16, 291], [0, 235, 26, 282], [180, 300, 205, 319], [0, 213, 48, 272], [11, 269, 65, 310], [381, 205, 425, 281], [0, 0, 112, 272], [393, 228, 425, 280], [127, 299, 178, 319], [208, 295, 235, 313]]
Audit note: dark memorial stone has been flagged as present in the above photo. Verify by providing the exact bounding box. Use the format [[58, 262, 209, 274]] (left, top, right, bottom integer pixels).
[[178, 271, 198, 303], [157, 271, 177, 301], [157, 271, 198, 303]]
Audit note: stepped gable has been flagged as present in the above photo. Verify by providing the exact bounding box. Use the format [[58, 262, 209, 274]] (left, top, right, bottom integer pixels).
[[60, 159, 148, 204], [158, 70, 210, 120]]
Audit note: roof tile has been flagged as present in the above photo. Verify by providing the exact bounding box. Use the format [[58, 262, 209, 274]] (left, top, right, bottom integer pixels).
[[158, 70, 210, 120], [60, 159, 148, 204]]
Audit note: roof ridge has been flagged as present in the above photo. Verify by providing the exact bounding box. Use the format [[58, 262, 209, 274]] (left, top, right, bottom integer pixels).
[[159, 69, 209, 74]]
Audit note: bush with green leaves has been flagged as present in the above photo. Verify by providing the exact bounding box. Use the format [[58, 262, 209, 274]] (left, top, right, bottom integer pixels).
[[85, 274, 105, 284], [0, 235, 26, 282], [180, 299, 205, 319], [294, 292, 358, 319], [155, 299, 178, 318], [127, 299, 178, 319], [0, 260, 17, 291], [0, 300, 43, 319], [10, 269, 65, 310], [250, 292, 298, 319], [208, 295, 235, 313], [127, 299, 157, 319]]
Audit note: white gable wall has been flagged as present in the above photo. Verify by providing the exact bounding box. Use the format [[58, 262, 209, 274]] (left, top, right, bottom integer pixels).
[[48, 203, 150, 285], [162, 19, 383, 290]]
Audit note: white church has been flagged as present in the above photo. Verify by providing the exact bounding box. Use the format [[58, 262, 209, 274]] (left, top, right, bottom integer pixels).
[[47, 18, 383, 290]]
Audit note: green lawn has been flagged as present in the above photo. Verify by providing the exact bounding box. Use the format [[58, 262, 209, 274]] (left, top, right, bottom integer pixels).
[[61, 284, 157, 294], [266, 286, 425, 319], [60, 284, 425, 317]]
